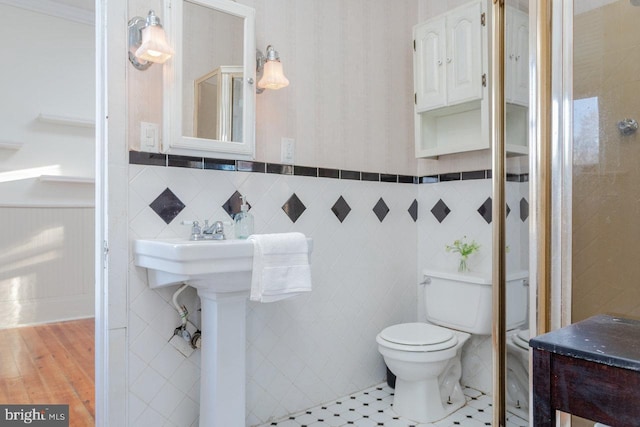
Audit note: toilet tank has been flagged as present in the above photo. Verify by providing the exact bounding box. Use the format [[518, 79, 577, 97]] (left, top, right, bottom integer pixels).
[[423, 269, 529, 335]]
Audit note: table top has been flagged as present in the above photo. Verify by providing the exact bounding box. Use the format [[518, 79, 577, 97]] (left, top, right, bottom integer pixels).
[[529, 314, 640, 371]]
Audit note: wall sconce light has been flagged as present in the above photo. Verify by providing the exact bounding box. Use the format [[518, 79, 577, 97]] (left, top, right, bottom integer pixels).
[[128, 10, 174, 71], [256, 45, 289, 94]]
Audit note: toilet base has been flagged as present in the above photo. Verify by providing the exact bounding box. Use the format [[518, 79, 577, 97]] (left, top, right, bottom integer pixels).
[[392, 377, 465, 423]]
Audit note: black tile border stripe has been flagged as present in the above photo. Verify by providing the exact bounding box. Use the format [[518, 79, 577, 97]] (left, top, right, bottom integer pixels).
[[128, 151, 529, 185], [267, 163, 293, 175], [340, 170, 361, 180], [319, 168, 340, 179], [294, 165, 319, 177], [362, 172, 380, 182]]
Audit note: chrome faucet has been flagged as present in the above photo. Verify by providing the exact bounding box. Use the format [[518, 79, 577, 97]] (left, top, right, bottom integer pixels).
[[184, 220, 225, 240], [201, 220, 225, 240]]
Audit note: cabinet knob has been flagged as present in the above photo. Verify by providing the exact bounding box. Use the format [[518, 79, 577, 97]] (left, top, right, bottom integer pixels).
[[446, 57, 452, 63], [509, 54, 514, 60], [437, 60, 442, 66], [515, 55, 520, 61]]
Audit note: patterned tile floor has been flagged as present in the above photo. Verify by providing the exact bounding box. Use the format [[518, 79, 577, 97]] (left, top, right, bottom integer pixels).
[[257, 384, 528, 427]]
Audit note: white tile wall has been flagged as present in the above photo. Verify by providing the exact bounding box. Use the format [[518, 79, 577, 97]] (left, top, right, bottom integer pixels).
[[128, 166, 418, 426], [128, 164, 529, 424]]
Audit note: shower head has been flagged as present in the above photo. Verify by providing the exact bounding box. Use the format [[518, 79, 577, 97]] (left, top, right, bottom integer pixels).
[[618, 118, 638, 136]]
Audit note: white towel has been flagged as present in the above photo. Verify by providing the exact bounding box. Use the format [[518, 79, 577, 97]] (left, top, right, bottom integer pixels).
[[248, 232, 312, 302]]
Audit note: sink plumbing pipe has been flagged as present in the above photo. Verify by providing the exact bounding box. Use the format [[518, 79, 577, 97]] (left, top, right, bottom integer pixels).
[[172, 283, 190, 329]]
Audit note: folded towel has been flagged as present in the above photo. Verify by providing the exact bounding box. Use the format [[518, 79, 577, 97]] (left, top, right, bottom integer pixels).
[[248, 232, 312, 302]]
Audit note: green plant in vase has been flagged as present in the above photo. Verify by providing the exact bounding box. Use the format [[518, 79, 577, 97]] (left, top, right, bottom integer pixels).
[[446, 236, 480, 272]]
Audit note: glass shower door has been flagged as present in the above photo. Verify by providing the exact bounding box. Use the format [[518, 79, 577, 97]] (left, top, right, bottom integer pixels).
[[571, 1, 640, 425]]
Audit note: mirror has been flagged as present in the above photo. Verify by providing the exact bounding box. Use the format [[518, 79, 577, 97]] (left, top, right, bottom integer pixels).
[[163, 0, 256, 159], [194, 66, 243, 141]]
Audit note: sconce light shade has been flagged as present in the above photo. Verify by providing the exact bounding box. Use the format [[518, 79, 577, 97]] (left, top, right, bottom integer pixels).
[[129, 10, 174, 71], [136, 23, 174, 64], [256, 45, 289, 93], [259, 60, 289, 90]]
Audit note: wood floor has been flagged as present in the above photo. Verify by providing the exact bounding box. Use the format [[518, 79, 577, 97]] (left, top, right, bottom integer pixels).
[[0, 318, 95, 426]]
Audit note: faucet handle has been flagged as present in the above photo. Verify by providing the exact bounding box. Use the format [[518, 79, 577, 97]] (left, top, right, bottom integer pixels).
[[181, 220, 202, 240]]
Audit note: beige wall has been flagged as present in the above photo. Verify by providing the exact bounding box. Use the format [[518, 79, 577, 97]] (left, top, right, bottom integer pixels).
[[572, 0, 640, 324], [129, 0, 422, 175], [128, 0, 525, 177]]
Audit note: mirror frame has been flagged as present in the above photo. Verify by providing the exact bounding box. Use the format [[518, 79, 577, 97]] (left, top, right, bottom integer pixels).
[[163, 0, 256, 159]]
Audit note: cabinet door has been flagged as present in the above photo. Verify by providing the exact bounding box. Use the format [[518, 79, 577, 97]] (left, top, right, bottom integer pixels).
[[414, 18, 447, 111], [510, 9, 529, 106], [446, 1, 482, 106]]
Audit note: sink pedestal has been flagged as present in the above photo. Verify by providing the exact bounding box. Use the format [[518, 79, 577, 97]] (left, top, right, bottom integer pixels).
[[197, 288, 248, 427]]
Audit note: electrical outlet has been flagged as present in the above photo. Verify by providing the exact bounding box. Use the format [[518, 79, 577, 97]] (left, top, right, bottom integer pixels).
[[281, 138, 295, 164], [140, 122, 159, 152]]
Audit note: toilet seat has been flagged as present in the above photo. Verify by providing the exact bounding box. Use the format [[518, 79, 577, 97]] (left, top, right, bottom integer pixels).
[[378, 323, 457, 352], [513, 329, 530, 350]]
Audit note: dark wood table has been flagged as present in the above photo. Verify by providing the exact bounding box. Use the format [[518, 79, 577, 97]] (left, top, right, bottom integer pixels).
[[530, 314, 640, 426]]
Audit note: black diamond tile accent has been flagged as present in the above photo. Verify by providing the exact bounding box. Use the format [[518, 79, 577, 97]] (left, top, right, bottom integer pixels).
[[282, 193, 306, 223], [222, 191, 251, 219], [332, 196, 352, 223], [520, 197, 529, 222], [149, 188, 185, 224], [431, 199, 451, 223], [478, 197, 492, 224], [408, 199, 418, 222], [373, 198, 389, 222], [478, 198, 512, 223]]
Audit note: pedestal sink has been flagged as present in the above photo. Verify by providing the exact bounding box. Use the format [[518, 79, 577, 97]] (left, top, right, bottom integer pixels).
[[133, 237, 311, 427]]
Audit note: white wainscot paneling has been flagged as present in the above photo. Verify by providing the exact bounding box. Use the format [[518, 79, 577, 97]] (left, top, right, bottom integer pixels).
[[0, 207, 95, 327]]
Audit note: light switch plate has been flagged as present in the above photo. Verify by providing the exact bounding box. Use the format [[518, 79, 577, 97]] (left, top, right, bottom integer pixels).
[[140, 122, 159, 152], [281, 138, 295, 164]]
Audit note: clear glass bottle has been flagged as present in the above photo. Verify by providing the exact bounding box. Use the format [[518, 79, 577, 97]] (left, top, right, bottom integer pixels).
[[234, 196, 254, 239]]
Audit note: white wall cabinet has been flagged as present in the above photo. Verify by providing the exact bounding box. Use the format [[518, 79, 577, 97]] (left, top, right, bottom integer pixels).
[[506, 7, 529, 106], [413, 1, 529, 159], [414, 1, 483, 112]]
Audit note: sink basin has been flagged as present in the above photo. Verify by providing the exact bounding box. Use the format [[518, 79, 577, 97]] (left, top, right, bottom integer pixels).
[[133, 238, 255, 289], [133, 237, 313, 290]]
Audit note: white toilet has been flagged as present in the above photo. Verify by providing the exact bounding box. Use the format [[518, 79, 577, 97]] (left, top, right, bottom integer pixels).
[[506, 327, 530, 419], [376, 270, 529, 423]]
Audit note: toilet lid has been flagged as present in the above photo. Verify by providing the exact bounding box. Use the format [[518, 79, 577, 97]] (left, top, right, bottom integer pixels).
[[514, 329, 530, 349], [379, 323, 455, 347]]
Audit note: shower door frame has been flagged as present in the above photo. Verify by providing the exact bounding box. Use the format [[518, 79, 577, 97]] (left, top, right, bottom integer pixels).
[[529, 0, 574, 425]]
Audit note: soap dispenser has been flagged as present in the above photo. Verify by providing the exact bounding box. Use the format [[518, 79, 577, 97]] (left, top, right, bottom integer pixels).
[[234, 196, 254, 239]]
